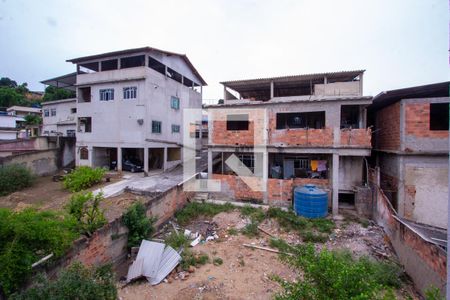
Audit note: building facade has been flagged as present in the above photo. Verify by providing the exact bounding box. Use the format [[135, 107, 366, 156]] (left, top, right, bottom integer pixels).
[[41, 98, 77, 137], [62, 47, 206, 172], [207, 70, 372, 214], [370, 82, 449, 229]]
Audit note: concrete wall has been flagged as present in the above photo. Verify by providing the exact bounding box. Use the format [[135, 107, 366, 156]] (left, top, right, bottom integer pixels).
[[370, 174, 446, 296], [314, 81, 360, 97], [0, 149, 59, 176], [339, 156, 363, 190]]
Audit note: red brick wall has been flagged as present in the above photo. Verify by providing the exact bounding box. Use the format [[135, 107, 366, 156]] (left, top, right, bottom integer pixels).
[[376, 102, 401, 150], [405, 103, 449, 139], [340, 128, 372, 147], [213, 174, 329, 204], [212, 120, 256, 146]]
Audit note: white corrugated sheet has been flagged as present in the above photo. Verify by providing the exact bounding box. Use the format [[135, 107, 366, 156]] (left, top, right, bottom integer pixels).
[[137, 240, 165, 278], [148, 246, 182, 285]]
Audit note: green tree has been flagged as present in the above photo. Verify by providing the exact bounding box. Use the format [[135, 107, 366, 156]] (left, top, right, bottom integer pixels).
[[42, 86, 75, 102], [0, 77, 18, 88], [0, 87, 26, 107], [24, 114, 42, 125]]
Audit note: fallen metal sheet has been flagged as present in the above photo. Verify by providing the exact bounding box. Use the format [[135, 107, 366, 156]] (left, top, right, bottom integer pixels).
[[126, 257, 145, 283], [137, 240, 165, 279], [148, 246, 182, 285]]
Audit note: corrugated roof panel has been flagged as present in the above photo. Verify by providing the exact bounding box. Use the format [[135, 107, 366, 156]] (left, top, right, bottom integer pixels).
[[126, 258, 145, 283], [148, 246, 181, 285], [137, 240, 165, 279]]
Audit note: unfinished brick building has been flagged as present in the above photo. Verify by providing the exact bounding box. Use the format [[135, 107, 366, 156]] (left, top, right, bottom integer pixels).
[[370, 81, 449, 229], [206, 70, 372, 215]]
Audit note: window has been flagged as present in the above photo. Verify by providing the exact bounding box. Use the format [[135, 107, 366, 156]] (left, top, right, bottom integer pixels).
[[120, 55, 145, 69], [100, 89, 114, 101], [79, 87, 91, 103], [430, 103, 449, 131], [171, 96, 180, 110], [341, 105, 360, 129], [51, 108, 56, 116], [66, 130, 76, 137], [71, 108, 77, 114], [101, 59, 118, 71], [80, 147, 89, 160], [226, 114, 249, 130], [238, 154, 255, 172], [276, 111, 325, 129], [44, 109, 49, 117], [78, 117, 92, 133], [123, 87, 137, 99], [152, 121, 162, 133], [148, 56, 166, 75], [172, 124, 180, 133]]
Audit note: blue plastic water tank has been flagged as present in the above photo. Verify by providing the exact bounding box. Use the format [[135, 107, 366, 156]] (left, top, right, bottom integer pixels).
[[294, 184, 328, 218]]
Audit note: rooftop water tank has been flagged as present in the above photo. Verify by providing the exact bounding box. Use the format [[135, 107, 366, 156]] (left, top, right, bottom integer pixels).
[[294, 184, 328, 218]]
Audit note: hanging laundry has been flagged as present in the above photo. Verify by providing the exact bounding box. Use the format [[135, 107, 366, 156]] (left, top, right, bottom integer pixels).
[[317, 160, 327, 172], [310, 160, 318, 171]]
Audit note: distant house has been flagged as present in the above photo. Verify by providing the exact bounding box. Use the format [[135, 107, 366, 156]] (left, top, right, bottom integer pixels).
[[6, 106, 42, 137], [7, 105, 42, 117], [369, 81, 449, 229], [41, 98, 77, 137], [0, 114, 21, 140]]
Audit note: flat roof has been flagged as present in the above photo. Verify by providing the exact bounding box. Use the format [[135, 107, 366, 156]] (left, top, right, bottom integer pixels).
[[41, 98, 77, 106], [7, 106, 42, 113], [370, 81, 450, 111], [41, 72, 77, 91], [66, 46, 207, 86], [221, 70, 364, 93]]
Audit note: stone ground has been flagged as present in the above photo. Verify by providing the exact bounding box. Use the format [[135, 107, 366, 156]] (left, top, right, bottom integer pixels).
[[117, 209, 420, 300]]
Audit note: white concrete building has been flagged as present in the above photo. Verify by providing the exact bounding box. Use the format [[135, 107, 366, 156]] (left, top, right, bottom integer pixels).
[[41, 98, 77, 137], [7, 106, 42, 117], [0, 114, 21, 140], [64, 47, 206, 172]]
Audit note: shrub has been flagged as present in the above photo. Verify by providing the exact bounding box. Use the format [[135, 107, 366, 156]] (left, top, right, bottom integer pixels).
[[63, 166, 106, 192], [270, 241, 403, 300], [0, 164, 34, 196], [180, 250, 209, 270], [425, 286, 444, 300], [213, 257, 223, 266], [10, 263, 117, 300], [164, 231, 189, 250], [66, 192, 106, 236], [240, 205, 266, 222], [123, 202, 156, 248], [0, 208, 78, 296], [241, 220, 259, 237]]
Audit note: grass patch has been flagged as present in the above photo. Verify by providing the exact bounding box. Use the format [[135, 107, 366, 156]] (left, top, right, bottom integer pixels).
[[175, 202, 235, 225], [270, 240, 403, 300], [213, 257, 223, 266], [267, 207, 335, 243], [180, 251, 209, 270], [0, 164, 34, 196], [164, 232, 189, 250], [241, 221, 259, 237], [227, 228, 238, 235], [240, 205, 266, 222]]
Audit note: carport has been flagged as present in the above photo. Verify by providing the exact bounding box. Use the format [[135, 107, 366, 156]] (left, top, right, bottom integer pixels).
[[92, 147, 117, 170]]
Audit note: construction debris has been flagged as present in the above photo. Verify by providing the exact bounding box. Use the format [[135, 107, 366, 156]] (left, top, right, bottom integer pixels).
[[126, 240, 181, 285]]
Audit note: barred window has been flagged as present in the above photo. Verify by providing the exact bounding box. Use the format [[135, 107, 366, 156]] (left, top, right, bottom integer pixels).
[[123, 86, 137, 99], [99, 89, 114, 101], [170, 96, 180, 110], [152, 121, 162, 133], [172, 124, 180, 133]]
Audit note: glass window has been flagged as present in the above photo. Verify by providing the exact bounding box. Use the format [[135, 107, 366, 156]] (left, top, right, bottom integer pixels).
[[99, 89, 114, 101], [152, 120, 162, 133], [170, 96, 180, 110], [172, 124, 180, 133], [44, 109, 49, 117], [123, 86, 137, 99], [51, 108, 56, 116]]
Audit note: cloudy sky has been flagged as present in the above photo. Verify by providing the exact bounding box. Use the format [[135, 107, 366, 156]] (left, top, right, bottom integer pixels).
[[0, 0, 447, 99]]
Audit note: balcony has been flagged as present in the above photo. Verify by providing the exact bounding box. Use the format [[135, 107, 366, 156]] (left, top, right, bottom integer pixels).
[[339, 128, 371, 148]]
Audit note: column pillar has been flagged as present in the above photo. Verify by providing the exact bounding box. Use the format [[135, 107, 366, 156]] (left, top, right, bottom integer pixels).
[[332, 153, 340, 216], [262, 150, 269, 204], [88, 146, 94, 167], [117, 147, 122, 171], [144, 147, 149, 176], [163, 147, 168, 171], [208, 150, 213, 177], [270, 81, 274, 99]]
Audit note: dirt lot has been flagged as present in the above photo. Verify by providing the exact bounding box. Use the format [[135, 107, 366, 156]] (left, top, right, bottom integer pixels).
[[118, 209, 419, 300], [0, 172, 124, 212]]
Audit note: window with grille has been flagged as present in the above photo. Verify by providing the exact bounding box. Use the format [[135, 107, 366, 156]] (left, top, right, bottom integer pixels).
[[123, 87, 137, 99], [171, 96, 180, 110], [238, 154, 255, 172], [44, 109, 49, 117], [99, 89, 114, 101], [152, 121, 162, 133], [172, 124, 180, 133], [51, 108, 56, 116]]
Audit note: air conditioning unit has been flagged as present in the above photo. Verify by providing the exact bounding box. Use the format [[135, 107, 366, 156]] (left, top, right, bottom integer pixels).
[[137, 119, 144, 125]]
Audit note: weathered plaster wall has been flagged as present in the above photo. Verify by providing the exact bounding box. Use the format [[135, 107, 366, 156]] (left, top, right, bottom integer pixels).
[[0, 149, 59, 175], [370, 176, 446, 296]]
